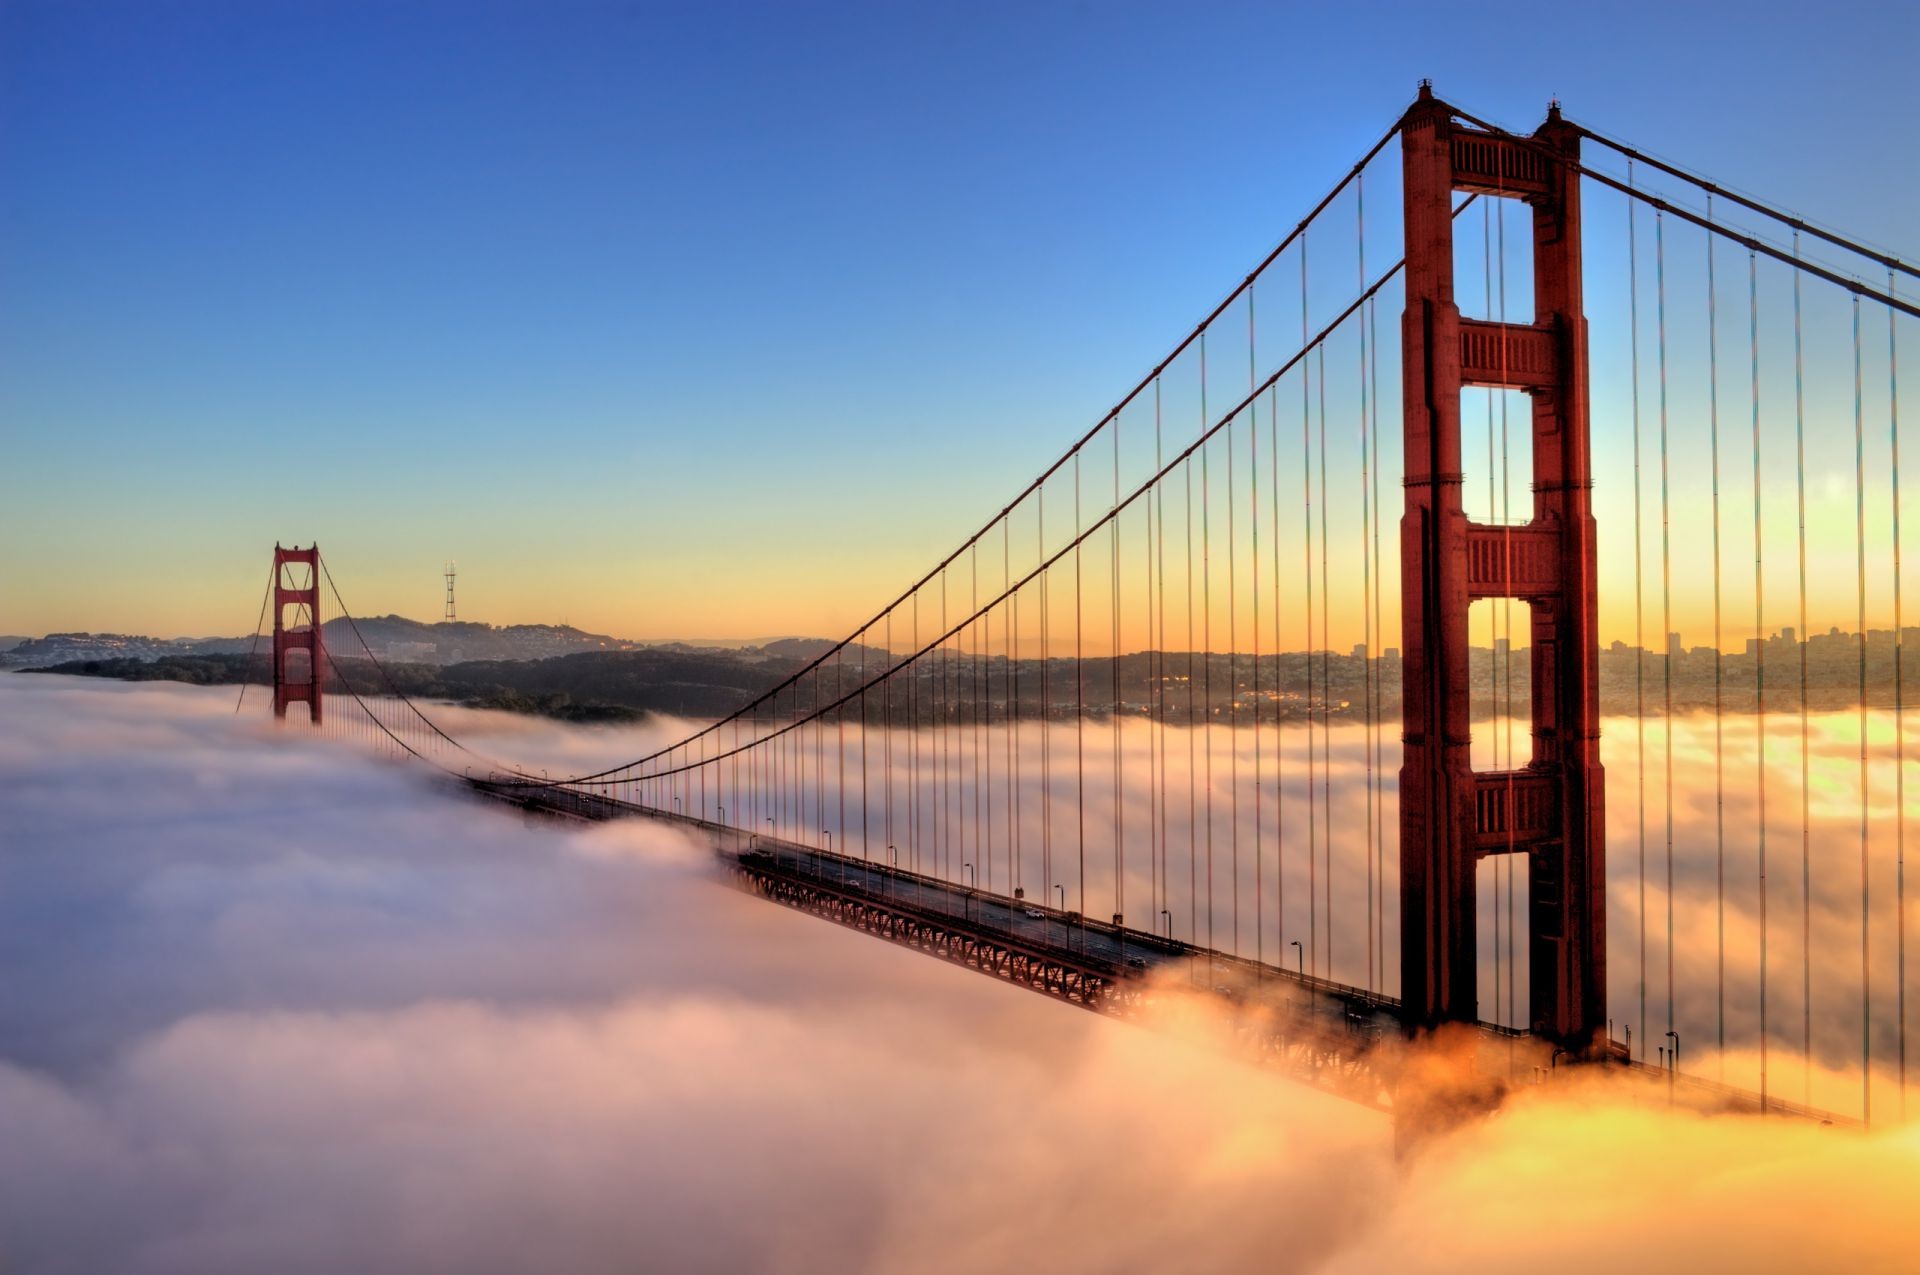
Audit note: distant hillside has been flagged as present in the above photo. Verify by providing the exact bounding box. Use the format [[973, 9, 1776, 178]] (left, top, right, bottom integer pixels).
[[26, 646, 813, 723], [760, 637, 896, 666], [0, 631, 253, 669], [322, 614, 637, 664], [0, 617, 861, 672]]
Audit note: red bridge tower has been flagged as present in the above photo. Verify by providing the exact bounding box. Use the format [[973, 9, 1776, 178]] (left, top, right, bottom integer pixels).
[[272, 543, 324, 725], [1397, 88, 1606, 1047]]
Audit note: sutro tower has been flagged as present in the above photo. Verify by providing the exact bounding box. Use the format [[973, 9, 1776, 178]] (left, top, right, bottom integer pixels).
[[444, 560, 456, 621]]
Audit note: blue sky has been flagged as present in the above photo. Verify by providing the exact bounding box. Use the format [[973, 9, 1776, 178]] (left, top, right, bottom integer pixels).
[[2, 0, 1914, 639]]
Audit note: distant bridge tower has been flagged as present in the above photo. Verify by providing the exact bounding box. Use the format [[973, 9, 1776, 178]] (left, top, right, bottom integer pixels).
[[272, 543, 324, 725], [445, 560, 456, 622], [1397, 87, 1605, 1047]]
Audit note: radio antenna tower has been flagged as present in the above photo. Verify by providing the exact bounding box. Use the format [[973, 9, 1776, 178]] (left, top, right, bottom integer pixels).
[[444, 561, 456, 622]]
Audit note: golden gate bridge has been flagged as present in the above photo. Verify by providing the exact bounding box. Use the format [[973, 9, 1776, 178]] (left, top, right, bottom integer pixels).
[[240, 86, 1914, 1133]]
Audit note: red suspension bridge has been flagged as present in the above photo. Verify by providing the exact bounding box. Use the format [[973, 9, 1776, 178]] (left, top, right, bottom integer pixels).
[[245, 87, 1915, 1130]]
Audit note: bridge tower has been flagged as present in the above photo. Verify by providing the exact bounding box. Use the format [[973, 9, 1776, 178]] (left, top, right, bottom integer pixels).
[[1397, 87, 1605, 1047], [272, 543, 325, 725]]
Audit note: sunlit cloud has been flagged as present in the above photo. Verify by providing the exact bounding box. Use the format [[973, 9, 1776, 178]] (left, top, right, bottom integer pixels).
[[2, 674, 1915, 1273]]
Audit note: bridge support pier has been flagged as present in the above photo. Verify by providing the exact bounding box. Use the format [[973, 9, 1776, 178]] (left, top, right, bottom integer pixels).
[[1397, 87, 1604, 1049]]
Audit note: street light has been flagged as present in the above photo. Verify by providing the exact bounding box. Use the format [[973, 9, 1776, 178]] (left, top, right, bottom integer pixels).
[[1290, 939, 1304, 976], [1161, 908, 1172, 941]]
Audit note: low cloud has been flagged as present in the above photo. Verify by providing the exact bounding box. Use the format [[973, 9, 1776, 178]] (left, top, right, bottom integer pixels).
[[0, 675, 1913, 1273]]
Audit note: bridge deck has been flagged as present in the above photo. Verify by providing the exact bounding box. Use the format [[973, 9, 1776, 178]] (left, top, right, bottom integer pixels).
[[460, 773, 1857, 1129]]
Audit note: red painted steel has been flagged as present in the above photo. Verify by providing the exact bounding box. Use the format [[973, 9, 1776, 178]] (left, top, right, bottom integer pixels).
[[1397, 88, 1605, 1047], [272, 543, 324, 725]]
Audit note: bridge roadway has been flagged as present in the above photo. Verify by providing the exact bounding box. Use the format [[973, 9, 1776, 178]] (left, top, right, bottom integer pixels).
[[464, 769, 1402, 1012], [460, 771, 1856, 1130]]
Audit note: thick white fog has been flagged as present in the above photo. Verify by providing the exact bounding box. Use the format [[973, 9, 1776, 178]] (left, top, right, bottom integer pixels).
[[0, 674, 1913, 1273]]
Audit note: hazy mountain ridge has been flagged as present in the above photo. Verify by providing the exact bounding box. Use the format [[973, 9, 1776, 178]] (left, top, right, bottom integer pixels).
[[0, 617, 841, 671]]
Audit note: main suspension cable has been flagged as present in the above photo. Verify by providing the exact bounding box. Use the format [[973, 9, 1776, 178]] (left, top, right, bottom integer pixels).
[[234, 562, 273, 715], [1569, 120, 1919, 282]]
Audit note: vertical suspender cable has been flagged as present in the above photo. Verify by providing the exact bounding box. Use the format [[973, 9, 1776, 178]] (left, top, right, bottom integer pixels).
[[1225, 299, 1242, 957], [1202, 370, 1215, 960], [1077, 450, 1087, 934], [1359, 174, 1374, 993], [1855, 294, 1872, 1126], [1143, 402, 1157, 929], [913, 594, 921, 874], [1482, 201, 1497, 1013], [1302, 240, 1318, 977], [1712, 199, 1728, 1059], [1272, 380, 1286, 969], [1253, 342, 1264, 968], [1369, 291, 1384, 988], [1795, 234, 1813, 1099], [1709, 198, 1727, 1069], [1041, 491, 1051, 904], [1482, 199, 1497, 1013], [1241, 295, 1255, 962], [1499, 194, 1516, 1029], [975, 562, 985, 890], [885, 610, 893, 866], [1319, 339, 1332, 980], [1007, 519, 1017, 904], [1893, 269, 1909, 1118], [1186, 442, 1197, 954], [1630, 164, 1649, 1059], [975, 544, 986, 893], [1751, 248, 1768, 1108], [838, 640, 847, 861], [940, 568, 949, 881], [1157, 376, 1169, 930], [1659, 210, 1678, 1062], [1113, 409, 1123, 932]]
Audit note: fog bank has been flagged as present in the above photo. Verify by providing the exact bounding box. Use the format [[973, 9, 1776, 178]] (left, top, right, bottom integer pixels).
[[0, 675, 1912, 1273]]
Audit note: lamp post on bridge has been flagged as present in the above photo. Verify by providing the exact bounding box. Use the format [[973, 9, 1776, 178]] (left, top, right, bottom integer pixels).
[[963, 862, 974, 921], [1291, 939, 1306, 1022]]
